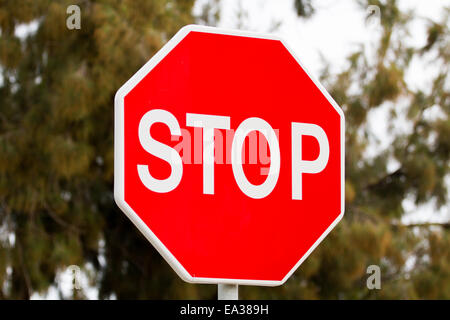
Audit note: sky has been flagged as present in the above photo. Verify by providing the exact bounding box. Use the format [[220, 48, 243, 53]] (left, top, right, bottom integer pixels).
[[14, 0, 447, 298]]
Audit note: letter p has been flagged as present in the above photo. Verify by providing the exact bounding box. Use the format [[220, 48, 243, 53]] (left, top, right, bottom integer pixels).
[[292, 123, 329, 200]]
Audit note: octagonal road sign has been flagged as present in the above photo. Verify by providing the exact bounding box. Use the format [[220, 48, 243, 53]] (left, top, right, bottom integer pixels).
[[114, 25, 345, 286]]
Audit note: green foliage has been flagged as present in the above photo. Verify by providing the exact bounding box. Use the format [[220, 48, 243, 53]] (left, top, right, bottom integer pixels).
[[294, 0, 315, 18], [0, 0, 448, 299]]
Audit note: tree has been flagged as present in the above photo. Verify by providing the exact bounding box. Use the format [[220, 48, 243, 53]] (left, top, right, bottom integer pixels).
[[0, 0, 448, 299]]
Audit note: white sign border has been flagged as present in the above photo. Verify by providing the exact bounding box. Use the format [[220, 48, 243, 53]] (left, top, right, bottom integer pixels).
[[114, 24, 345, 286]]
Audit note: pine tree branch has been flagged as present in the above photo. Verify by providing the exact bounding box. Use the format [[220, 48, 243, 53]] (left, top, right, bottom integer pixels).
[[402, 222, 450, 229], [43, 202, 83, 234], [16, 238, 32, 299], [392, 222, 450, 229], [46, 209, 83, 234], [363, 168, 404, 191]]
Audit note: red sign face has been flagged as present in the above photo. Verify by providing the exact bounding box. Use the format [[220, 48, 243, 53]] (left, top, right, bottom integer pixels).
[[115, 25, 345, 286]]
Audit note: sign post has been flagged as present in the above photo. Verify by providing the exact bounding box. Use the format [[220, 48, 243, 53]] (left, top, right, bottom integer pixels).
[[114, 24, 345, 293], [218, 284, 238, 300]]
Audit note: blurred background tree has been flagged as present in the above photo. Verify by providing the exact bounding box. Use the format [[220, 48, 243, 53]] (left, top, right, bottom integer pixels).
[[0, 0, 448, 299]]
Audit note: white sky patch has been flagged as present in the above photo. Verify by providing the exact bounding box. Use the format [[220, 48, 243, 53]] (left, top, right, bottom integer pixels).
[[31, 263, 100, 300], [30, 239, 108, 300], [14, 20, 40, 39], [402, 176, 450, 225], [423, 104, 448, 122], [402, 198, 450, 225]]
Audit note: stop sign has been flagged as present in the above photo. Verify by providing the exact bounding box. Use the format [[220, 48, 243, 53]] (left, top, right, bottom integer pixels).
[[114, 25, 344, 286]]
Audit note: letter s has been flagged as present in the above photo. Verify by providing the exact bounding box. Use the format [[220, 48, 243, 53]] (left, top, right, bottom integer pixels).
[[137, 109, 183, 193]]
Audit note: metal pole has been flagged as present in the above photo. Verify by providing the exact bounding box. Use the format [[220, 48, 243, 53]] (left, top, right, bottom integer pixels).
[[218, 284, 238, 300]]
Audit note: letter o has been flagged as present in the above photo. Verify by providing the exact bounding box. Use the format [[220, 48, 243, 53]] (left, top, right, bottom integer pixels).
[[231, 117, 280, 199]]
